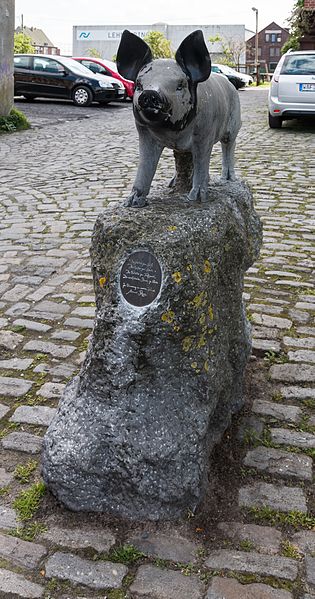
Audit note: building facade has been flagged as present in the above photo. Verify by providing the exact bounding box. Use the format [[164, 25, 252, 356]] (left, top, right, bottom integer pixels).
[[73, 23, 250, 66], [16, 26, 60, 55], [246, 21, 289, 73]]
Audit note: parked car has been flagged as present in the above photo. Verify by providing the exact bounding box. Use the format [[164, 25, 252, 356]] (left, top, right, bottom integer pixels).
[[268, 50, 315, 128], [72, 57, 134, 99], [211, 64, 246, 89], [14, 54, 125, 106]]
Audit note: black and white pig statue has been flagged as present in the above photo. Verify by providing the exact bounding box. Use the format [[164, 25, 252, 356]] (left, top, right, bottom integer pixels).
[[117, 29, 241, 207]]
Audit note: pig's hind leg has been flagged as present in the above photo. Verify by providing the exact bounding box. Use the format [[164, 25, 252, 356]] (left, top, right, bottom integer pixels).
[[220, 138, 238, 181]]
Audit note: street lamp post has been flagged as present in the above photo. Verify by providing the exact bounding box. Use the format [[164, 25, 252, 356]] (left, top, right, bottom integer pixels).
[[252, 7, 259, 86]]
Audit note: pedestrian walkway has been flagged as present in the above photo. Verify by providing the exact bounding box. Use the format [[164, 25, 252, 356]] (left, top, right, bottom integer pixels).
[[0, 89, 314, 597]]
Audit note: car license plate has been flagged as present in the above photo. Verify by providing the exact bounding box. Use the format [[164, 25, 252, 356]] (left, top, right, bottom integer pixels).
[[299, 83, 315, 92]]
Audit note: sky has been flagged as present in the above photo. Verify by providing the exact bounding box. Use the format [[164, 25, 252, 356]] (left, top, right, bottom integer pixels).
[[15, 0, 294, 55]]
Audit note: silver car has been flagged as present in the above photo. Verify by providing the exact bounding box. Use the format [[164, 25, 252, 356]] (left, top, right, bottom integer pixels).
[[268, 50, 315, 128]]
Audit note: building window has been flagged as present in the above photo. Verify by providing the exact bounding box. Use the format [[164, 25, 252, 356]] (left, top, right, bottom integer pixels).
[[269, 62, 278, 72], [265, 33, 269, 42], [277, 36, 281, 42], [258, 47, 262, 57], [271, 33, 276, 42], [270, 47, 275, 57], [275, 47, 280, 57]]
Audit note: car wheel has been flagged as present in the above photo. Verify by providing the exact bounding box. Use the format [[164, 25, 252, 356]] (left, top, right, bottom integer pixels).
[[23, 94, 36, 101], [268, 113, 282, 128], [72, 86, 93, 107]]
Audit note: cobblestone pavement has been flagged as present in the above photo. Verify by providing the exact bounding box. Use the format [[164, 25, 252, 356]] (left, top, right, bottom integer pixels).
[[0, 88, 314, 598]]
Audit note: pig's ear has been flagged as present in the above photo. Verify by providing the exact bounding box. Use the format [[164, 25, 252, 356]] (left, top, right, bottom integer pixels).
[[117, 30, 153, 81], [175, 30, 211, 83]]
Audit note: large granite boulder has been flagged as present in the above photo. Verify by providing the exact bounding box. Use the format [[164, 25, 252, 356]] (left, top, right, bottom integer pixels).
[[42, 181, 262, 520]]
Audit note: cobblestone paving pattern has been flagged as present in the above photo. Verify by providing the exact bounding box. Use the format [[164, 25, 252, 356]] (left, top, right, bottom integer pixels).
[[0, 89, 314, 598]]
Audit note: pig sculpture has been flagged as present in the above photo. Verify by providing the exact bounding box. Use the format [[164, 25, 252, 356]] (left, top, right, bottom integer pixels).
[[117, 29, 241, 207]]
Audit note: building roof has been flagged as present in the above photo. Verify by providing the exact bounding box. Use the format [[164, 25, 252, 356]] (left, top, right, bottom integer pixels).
[[16, 26, 55, 48], [246, 21, 289, 43]]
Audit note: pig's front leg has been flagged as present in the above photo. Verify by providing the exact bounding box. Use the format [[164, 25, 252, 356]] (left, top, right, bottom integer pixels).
[[126, 129, 163, 208], [187, 143, 213, 203]]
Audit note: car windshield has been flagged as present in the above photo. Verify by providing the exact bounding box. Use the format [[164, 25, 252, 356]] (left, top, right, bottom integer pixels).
[[281, 54, 315, 75], [101, 59, 118, 72], [58, 56, 98, 77]]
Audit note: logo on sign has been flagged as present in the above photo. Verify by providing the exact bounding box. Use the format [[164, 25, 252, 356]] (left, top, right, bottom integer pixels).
[[79, 32, 91, 39]]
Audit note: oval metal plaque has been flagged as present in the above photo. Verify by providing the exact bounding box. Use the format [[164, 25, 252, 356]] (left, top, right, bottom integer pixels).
[[120, 250, 162, 307]]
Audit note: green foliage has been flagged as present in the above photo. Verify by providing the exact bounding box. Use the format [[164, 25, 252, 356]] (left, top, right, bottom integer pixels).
[[87, 48, 102, 58], [239, 539, 255, 552], [8, 522, 47, 541], [264, 350, 288, 365], [282, 0, 315, 53], [209, 34, 246, 68], [0, 108, 30, 134], [143, 31, 173, 58], [14, 32, 34, 54], [110, 544, 145, 564], [13, 481, 46, 521], [249, 506, 315, 529], [14, 460, 38, 484], [281, 539, 303, 559]]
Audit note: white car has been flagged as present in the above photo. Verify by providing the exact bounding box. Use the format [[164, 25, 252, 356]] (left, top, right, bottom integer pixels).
[[268, 50, 315, 128]]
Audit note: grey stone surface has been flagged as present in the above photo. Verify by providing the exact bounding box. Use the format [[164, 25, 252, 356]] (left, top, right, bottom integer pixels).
[[206, 577, 293, 598], [252, 339, 281, 353], [129, 564, 204, 599], [12, 318, 51, 332], [45, 551, 128, 589], [0, 330, 24, 349], [252, 400, 301, 423], [0, 568, 44, 597], [239, 482, 307, 513], [0, 467, 14, 488], [217, 522, 282, 554], [43, 182, 262, 520], [0, 357, 33, 370], [280, 386, 315, 400], [306, 556, 315, 585], [127, 531, 200, 563], [288, 350, 315, 363], [0, 532, 47, 568], [292, 531, 315, 555], [0, 376, 33, 397], [37, 382, 66, 399], [0, 503, 17, 528], [0, 403, 10, 420], [39, 522, 116, 552], [270, 364, 315, 383], [9, 405, 57, 426], [243, 446, 313, 480], [2, 432, 43, 453], [251, 314, 292, 329], [205, 550, 297, 580], [283, 336, 315, 349], [270, 428, 315, 449], [23, 340, 75, 358]]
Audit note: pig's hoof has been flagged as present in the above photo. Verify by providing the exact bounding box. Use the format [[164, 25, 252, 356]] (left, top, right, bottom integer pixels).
[[124, 193, 148, 208], [187, 187, 208, 203]]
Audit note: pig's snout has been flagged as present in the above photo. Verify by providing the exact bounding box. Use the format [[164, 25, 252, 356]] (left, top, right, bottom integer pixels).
[[137, 90, 169, 121]]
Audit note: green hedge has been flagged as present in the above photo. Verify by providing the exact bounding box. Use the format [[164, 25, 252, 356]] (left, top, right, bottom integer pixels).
[[0, 107, 30, 134]]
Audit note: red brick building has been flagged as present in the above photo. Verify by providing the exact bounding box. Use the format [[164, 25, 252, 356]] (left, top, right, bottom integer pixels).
[[15, 26, 60, 55], [246, 21, 289, 73]]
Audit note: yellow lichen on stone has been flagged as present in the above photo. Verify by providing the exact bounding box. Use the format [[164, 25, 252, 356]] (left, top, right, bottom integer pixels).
[[191, 362, 198, 369], [172, 271, 182, 284], [204, 260, 211, 273], [99, 276, 107, 288], [204, 360, 209, 372], [197, 335, 206, 349], [208, 305, 214, 321], [199, 313, 206, 326], [161, 310, 175, 324], [186, 264, 192, 272], [167, 226, 177, 232], [189, 291, 207, 309], [182, 336, 194, 352], [173, 325, 180, 332]]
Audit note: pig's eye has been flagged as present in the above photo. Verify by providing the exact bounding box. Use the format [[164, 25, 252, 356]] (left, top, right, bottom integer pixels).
[[136, 81, 143, 91], [177, 82, 184, 91]]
